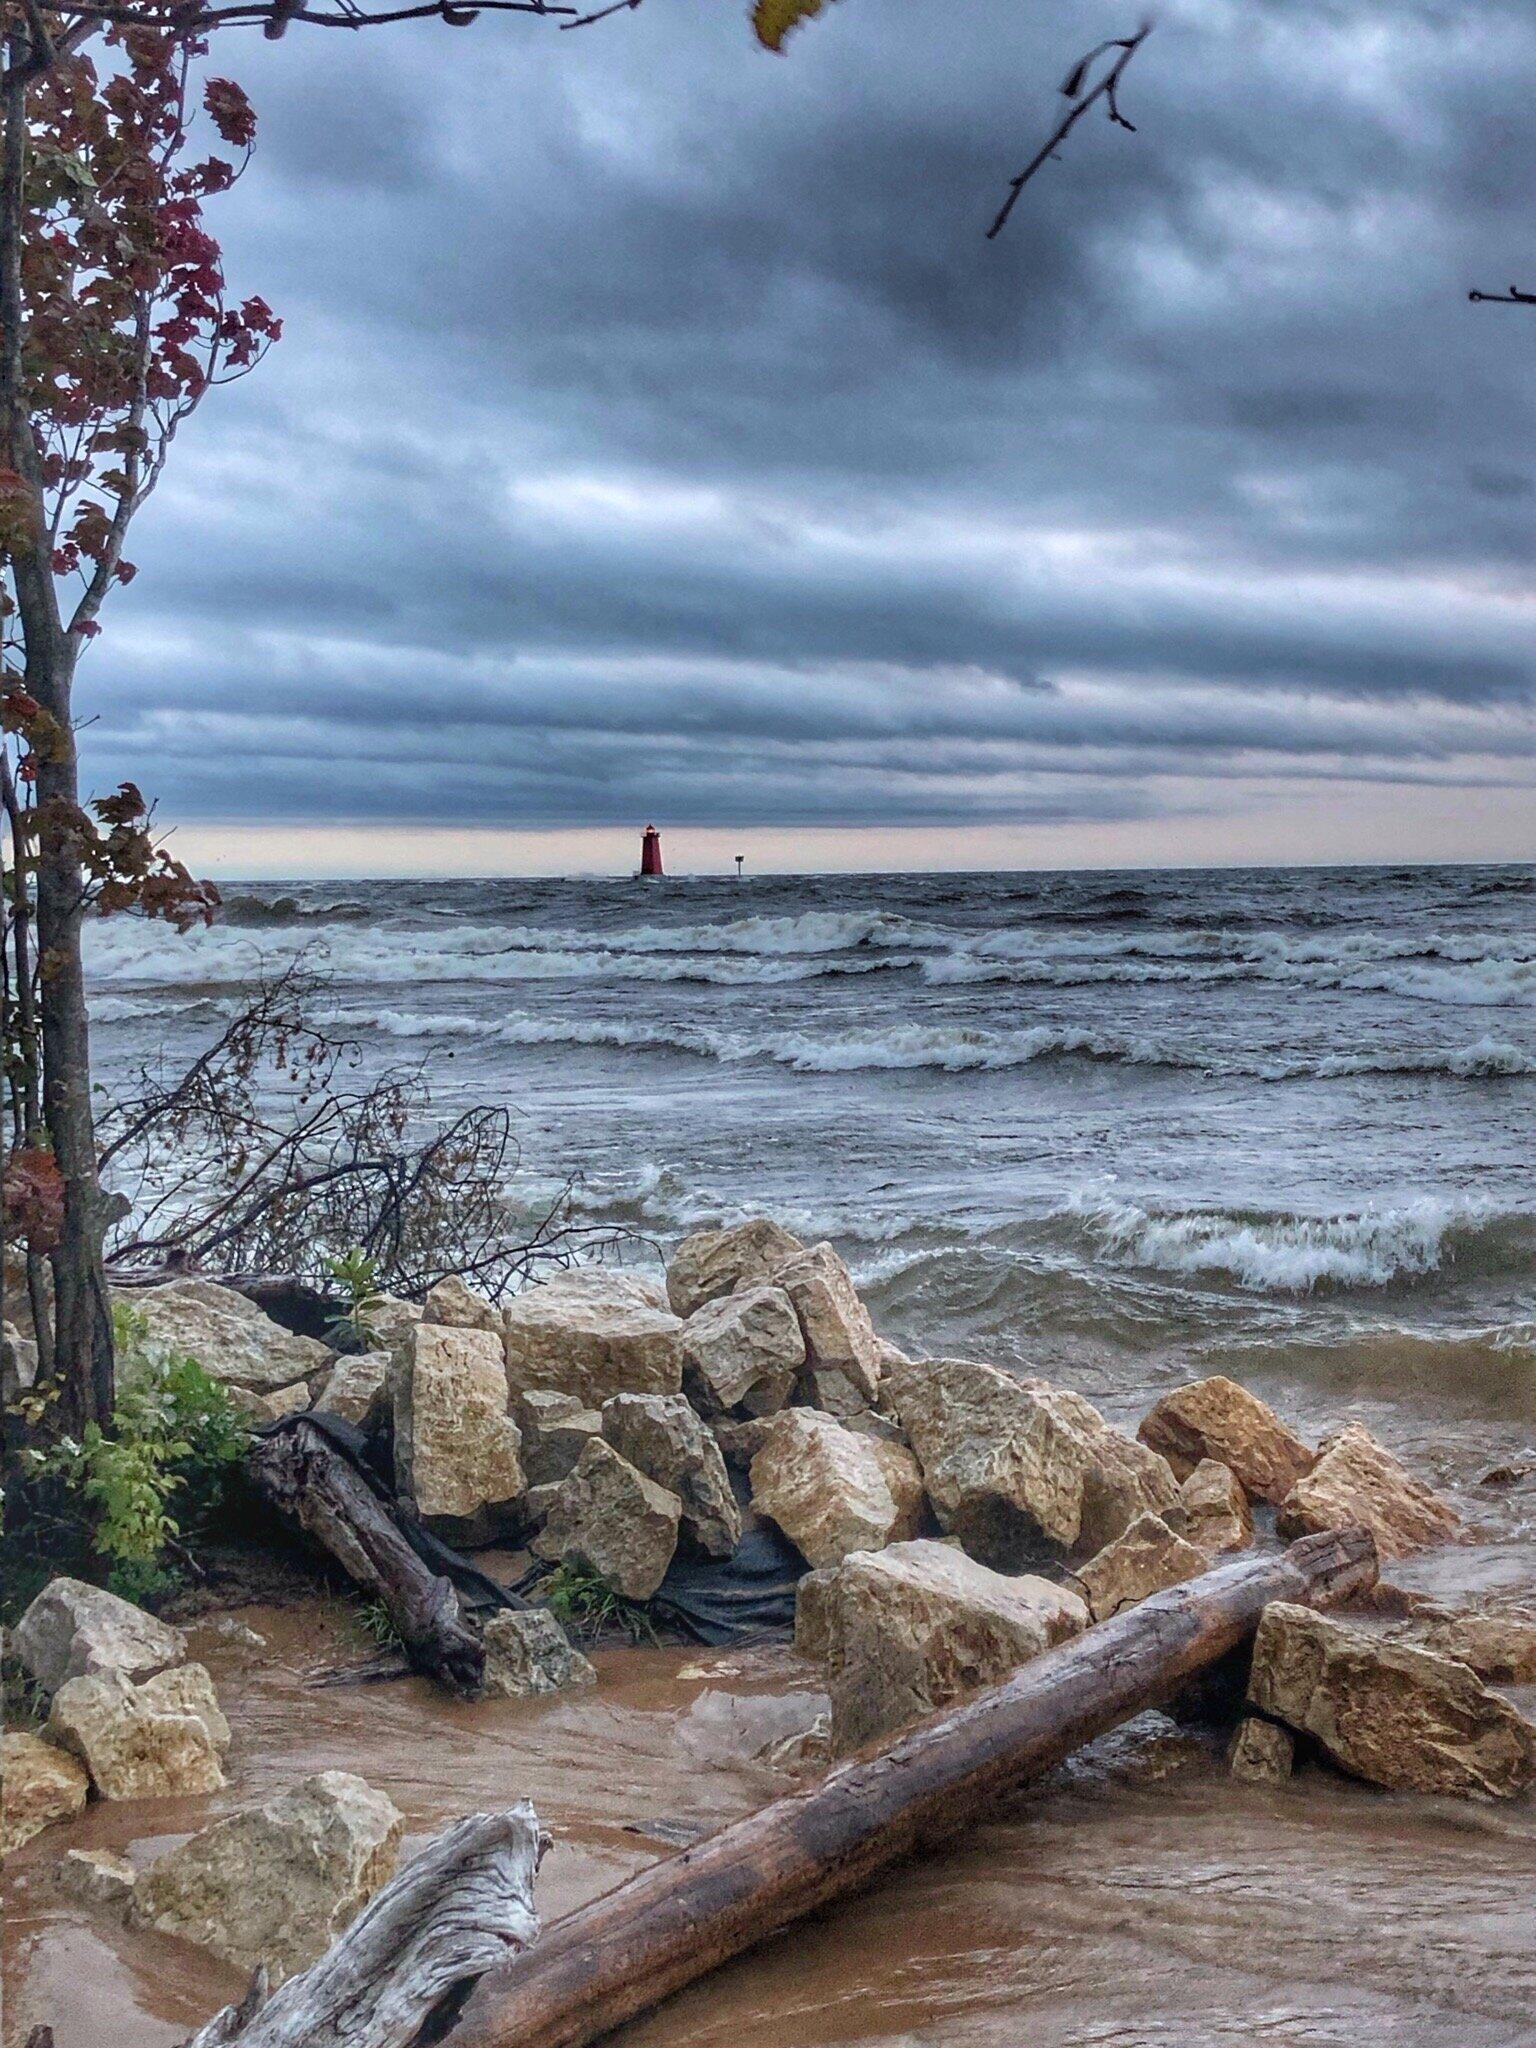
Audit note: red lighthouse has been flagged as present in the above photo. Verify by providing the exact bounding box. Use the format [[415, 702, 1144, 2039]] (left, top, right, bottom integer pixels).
[[639, 824, 664, 878]]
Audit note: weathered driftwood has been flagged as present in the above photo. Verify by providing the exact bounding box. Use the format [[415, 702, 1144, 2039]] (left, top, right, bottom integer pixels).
[[447, 1528, 1378, 2048], [249, 1417, 486, 1693], [181, 1806, 544, 2048]]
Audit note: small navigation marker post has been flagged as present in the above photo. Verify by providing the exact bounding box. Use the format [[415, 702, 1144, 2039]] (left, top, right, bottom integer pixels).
[[640, 824, 664, 878], [735, 854, 745, 878]]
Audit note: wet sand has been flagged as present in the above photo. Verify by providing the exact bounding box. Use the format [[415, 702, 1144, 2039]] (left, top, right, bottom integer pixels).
[[5, 1601, 1534, 2048]]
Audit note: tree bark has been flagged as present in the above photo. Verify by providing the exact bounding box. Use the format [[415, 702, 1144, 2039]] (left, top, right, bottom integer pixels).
[[248, 1416, 490, 1694], [447, 1528, 1378, 2048], [1, 35, 114, 1431]]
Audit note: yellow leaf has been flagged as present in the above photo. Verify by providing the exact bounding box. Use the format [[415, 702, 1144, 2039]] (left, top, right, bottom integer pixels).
[[752, 0, 840, 54]]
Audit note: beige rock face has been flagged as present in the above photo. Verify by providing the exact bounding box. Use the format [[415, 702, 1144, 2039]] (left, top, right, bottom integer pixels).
[[120, 1277, 330, 1393], [422, 1272, 501, 1331], [1229, 1716, 1295, 1784], [480, 1608, 597, 1697], [681, 1283, 805, 1417], [48, 1663, 229, 1800], [601, 1392, 742, 1558], [1413, 1607, 1536, 1686], [1248, 1602, 1536, 1799], [1075, 1512, 1209, 1622], [886, 1357, 1178, 1568], [227, 1379, 311, 1425], [503, 1270, 684, 1407], [750, 1410, 921, 1569], [392, 1321, 524, 1527], [13, 1577, 187, 1696], [1275, 1423, 1461, 1560], [56, 1846, 138, 1907], [531, 1438, 682, 1600], [1, 1731, 89, 1852], [666, 1218, 806, 1317], [796, 1539, 1088, 1753], [366, 1294, 425, 1351], [1176, 1459, 1255, 1556], [312, 1348, 391, 1431], [772, 1244, 881, 1406], [1138, 1376, 1315, 1506], [514, 1389, 604, 1488], [131, 1770, 404, 1984], [711, 1415, 772, 1471]]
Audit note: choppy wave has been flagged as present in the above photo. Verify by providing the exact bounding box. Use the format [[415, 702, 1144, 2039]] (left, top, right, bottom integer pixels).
[[1067, 1193, 1532, 1291], [218, 892, 372, 926]]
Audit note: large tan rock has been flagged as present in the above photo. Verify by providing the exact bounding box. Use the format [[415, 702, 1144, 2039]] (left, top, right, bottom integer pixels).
[[1275, 1423, 1460, 1560], [681, 1283, 805, 1417], [392, 1321, 524, 1528], [1229, 1716, 1294, 1784], [48, 1663, 229, 1800], [514, 1389, 603, 1488], [55, 1846, 138, 1907], [119, 1278, 330, 1393], [1138, 1376, 1314, 1506], [131, 1770, 403, 1984], [227, 1379, 310, 1425], [502, 1269, 684, 1407], [886, 1357, 1178, 1567], [312, 1348, 391, 1431], [796, 1539, 1088, 1753], [1412, 1606, 1536, 1686], [601, 1392, 742, 1558], [1, 1731, 89, 1853], [750, 1410, 922, 1568], [480, 1608, 597, 1698], [366, 1293, 425, 1351], [771, 1243, 881, 1407], [1248, 1602, 1536, 1799], [666, 1217, 806, 1316], [531, 1438, 681, 1600], [1074, 1512, 1208, 1622], [1175, 1459, 1254, 1556], [13, 1577, 187, 1696], [422, 1272, 500, 1331]]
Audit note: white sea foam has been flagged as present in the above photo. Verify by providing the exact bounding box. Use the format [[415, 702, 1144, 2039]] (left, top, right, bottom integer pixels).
[[1066, 1192, 1515, 1291]]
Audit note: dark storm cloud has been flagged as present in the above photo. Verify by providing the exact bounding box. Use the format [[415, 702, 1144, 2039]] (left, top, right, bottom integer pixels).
[[80, 0, 1536, 830]]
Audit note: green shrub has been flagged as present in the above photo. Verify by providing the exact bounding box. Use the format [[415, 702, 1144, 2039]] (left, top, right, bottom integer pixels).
[[540, 1559, 657, 1644], [323, 1245, 387, 1351]]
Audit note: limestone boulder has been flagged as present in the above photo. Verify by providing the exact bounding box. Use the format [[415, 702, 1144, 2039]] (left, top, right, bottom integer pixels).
[[1138, 1376, 1314, 1506], [480, 1608, 597, 1697], [771, 1243, 881, 1407], [885, 1357, 1178, 1568], [1248, 1602, 1536, 1799], [56, 1847, 138, 1907], [531, 1438, 681, 1600], [750, 1409, 922, 1568], [422, 1272, 501, 1332], [666, 1217, 806, 1317], [1, 1731, 89, 1853], [1175, 1459, 1254, 1556], [131, 1770, 403, 1984], [503, 1269, 684, 1407], [1276, 1423, 1460, 1560], [681, 1283, 805, 1418], [1229, 1716, 1294, 1784], [392, 1321, 524, 1530], [1412, 1606, 1536, 1686], [601, 1392, 742, 1558], [366, 1293, 425, 1351], [312, 1348, 391, 1431], [120, 1278, 329, 1394], [48, 1663, 229, 1800], [796, 1539, 1088, 1753], [712, 1415, 772, 1471], [514, 1389, 604, 1488], [14, 1577, 187, 1696], [1074, 1512, 1208, 1622], [227, 1379, 310, 1425]]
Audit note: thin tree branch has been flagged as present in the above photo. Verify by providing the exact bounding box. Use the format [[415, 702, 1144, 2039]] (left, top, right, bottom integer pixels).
[[1469, 285, 1536, 306], [987, 20, 1152, 241]]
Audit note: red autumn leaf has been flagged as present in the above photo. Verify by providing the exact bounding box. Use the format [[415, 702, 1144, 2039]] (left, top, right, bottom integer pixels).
[[3, 1148, 66, 1253]]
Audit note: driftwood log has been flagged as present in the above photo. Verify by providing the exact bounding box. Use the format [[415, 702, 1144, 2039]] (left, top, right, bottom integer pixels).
[[249, 1418, 486, 1693], [447, 1527, 1378, 2048], [180, 1806, 545, 2048]]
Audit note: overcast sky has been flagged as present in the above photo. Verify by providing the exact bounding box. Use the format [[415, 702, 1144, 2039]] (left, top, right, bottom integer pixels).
[[82, 0, 1535, 875]]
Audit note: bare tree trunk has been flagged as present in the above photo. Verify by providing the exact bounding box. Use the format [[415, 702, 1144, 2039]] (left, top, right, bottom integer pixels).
[[1, 38, 114, 1430]]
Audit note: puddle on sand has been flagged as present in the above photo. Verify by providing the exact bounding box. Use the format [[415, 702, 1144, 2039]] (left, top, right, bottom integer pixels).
[[4, 1599, 1535, 2048]]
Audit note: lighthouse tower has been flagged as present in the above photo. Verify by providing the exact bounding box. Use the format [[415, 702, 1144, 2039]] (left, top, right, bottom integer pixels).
[[639, 824, 664, 878]]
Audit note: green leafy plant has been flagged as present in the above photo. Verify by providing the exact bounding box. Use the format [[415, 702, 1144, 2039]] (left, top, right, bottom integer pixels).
[[354, 1596, 405, 1650], [323, 1245, 386, 1351], [540, 1559, 658, 1645], [5, 1304, 250, 1613]]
